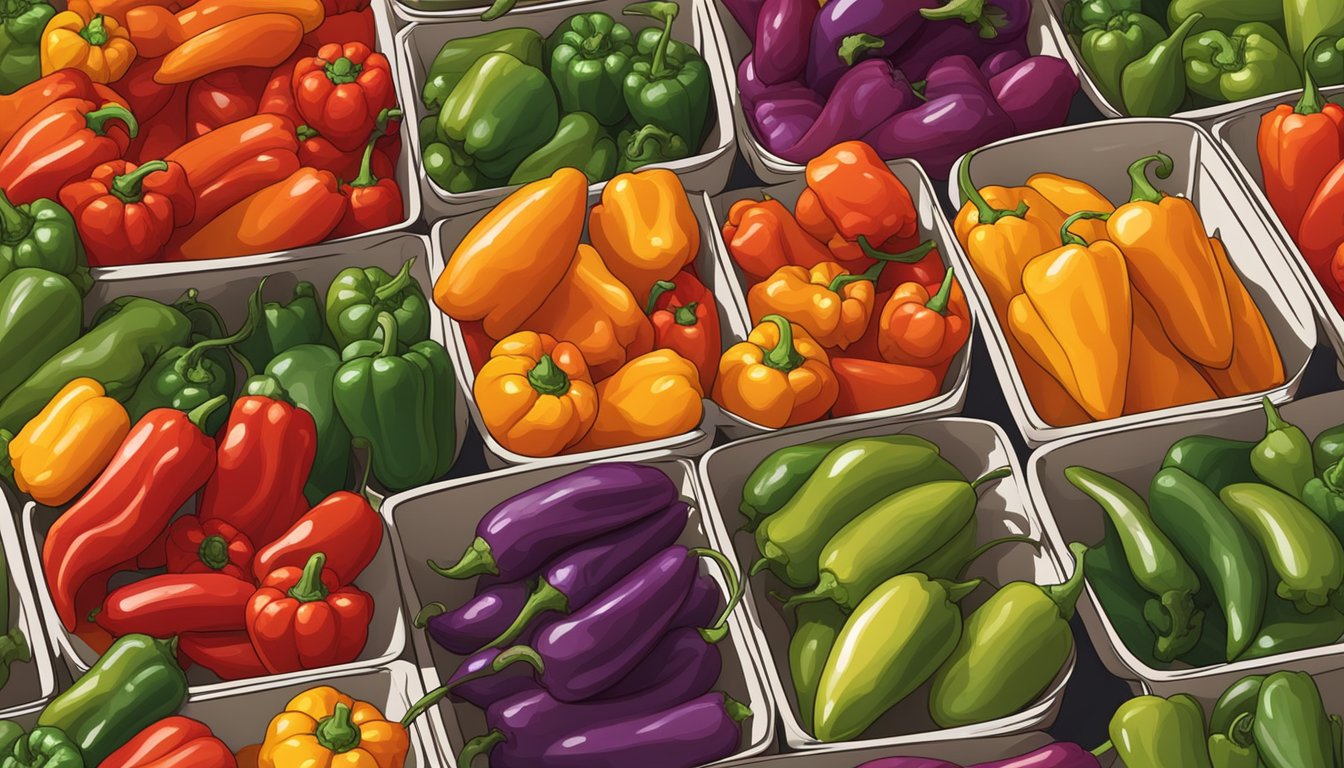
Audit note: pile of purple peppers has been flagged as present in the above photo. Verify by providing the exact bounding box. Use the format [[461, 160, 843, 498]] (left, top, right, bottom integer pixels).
[[856, 742, 1106, 767], [415, 463, 749, 768], [725, 0, 1082, 175]]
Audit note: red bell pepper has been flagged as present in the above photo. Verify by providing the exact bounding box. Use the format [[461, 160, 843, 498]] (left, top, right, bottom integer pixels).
[[179, 631, 268, 680], [303, 7, 375, 49], [291, 42, 396, 152], [256, 47, 313, 124], [1259, 61, 1344, 243], [125, 84, 188, 165], [0, 69, 128, 148], [296, 124, 394, 182], [246, 552, 374, 674], [101, 717, 235, 768], [58, 158, 195, 267], [165, 516, 255, 582], [645, 272, 720, 393], [0, 99, 136, 204], [187, 67, 270, 139], [109, 57, 178, 126], [1298, 160, 1344, 298], [198, 395, 318, 548], [332, 108, 403, 238], [877, 268, 971, 369], [252, 491, 383, 585], [95, 572, 256, 637], [830, 357, 941, 418], [43, 398, 224, 632]]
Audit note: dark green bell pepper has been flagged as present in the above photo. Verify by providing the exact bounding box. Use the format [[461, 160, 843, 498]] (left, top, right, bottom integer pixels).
[[422, 142, 503, 194], [234, 280, 334, 374], [1064, 0, 1141, 33], [1080, 11, 1168, 108], [0, 191, 89, 293], [548, 12, 635, 126], [0, 0, 53, 94], [616, 124, 690, 172], [0, 268, 81, 407], [325, 257, 431, 351], [1304, 457, 1344, 544], [1315, 421, 1344, 474], [509, 112, 617, 185], [422, 28, 544, 112], [1207, 713, 1259, 768], [436, 52, 559, 184], [622, 1, 711, 147], [1123, 12, 1203, 116], [3, 727, 82, 768], [1110, 693, 1214, 768], [1255, 671, 1337, 768], [1183, 22, 1298, 103], [1161, 434, 1258, 493]]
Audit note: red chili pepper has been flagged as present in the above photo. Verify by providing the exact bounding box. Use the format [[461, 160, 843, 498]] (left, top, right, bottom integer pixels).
[[0, 99, 136, 204], [246, 552, 373, 674], [165, 517, 255, 582], [296, 124, 394, 182], [43, 398, 224, 632], [198, 396, 318, 548], [830, 357, 941, 418], [291, 42, 396, 152], [95, 572, 256, 637], [253, 491, 382, 585], [332, 108, 404, 238], [187, 67, 270, 139], [179, 630, 269, 680], [304, 7, 376, 49], [58, 158, 195, 267], [70, 559, 133, 657], [101, 716, 235, 768], [645, 272, 720, 393]]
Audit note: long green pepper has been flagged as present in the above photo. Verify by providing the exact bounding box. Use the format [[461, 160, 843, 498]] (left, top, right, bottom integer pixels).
[[740, 441, 841, 532], [1220, 482, 1344, 612], [1252, 398, 1314, 499]]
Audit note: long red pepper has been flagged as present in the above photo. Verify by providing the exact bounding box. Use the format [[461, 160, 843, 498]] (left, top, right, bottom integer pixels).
[[252, 489, 383, 585], [179, 631, 269, 680], [101, 716, 235, 768], [95, 572, 255, 637]]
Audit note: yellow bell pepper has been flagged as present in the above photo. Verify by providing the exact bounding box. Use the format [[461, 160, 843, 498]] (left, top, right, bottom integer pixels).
[[1124, 290, 1216, 415], [714, 315, 837, 429], [259, 685, 409, 768], [1025, 172, 1114, 244], [473, 331, 598, 457], [1199, 237, 1285, 397], [1007, 212, 1133, 422], [589, 168, 699, 303], [41, 0, 136, 83], [8, 377, 129, 506], [570, 348, 703, 452]]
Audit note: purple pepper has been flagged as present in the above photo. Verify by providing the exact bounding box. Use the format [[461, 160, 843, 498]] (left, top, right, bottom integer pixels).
[[597, 627, 723, 700], [980, 48, 1027, 78], [754, 95, 825, 155], [855, 760, 962, 768], [429, 463, 678, 581], [448, 643, 543, 709], [755, 0, 819, 85], [989, 56, 1079, 134], [806, 0, 942, 95], [776, 58, 921, 163], [892, 0, 1031, 81], [681, 573, 725, 629], [968, 743, 1103, 768], [416, 579, 533, 656], [489, 502, 691, 649], [721, 0, 766, 36]]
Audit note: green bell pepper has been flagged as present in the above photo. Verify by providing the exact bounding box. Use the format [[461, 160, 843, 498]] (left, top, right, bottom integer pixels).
[[616, 124, 690, 173], [1207, 713, 1259, 768], [436, 52, 559, 184], [1183, 22, 1298, 103], [1307, 36, 1344, 86], [234, 280, 334, 374], [1315, 421, 1344, 474], [1122, 12, 1202, 116], [1255, 671, 1337, 768], [0, 0, 53, 94], [0, 191, 89, 293], [1284, 0, 1344, 61], [1080, 11, 1168, 108], [1161, 434, 1258, 492], [509, 112, 617, 185], [1064, 0, 1141, 33], [422, 28, 545, 112], [3, 727, 82, 768], [1303, 457, 1344, 543], [1109, 693, 1214, 768], [1168, 0, 1285, 35], [0, 268, 81, 407], [0, 723, 21, 760], [1252, 397, 1314, 499], [548, 13, 636, 126], [422, 142, 503, 194], [622, 1, 711, 147], [325, 257, 431, 351]]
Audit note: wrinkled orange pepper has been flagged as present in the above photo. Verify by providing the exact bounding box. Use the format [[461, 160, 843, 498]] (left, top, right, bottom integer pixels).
[[805, 141, 917, 248], [473, 331, 597, 458], [723, 196, 831, 282], [878, 267, 971, 369], [1199, 237, 1285, 397], [570, 349, 703, 453], [589, 168, 699, 302], [831, 358, 941, 418], [714, 315, 837, 429]]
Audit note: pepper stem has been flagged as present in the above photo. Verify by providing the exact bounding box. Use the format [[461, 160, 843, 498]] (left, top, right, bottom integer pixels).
[[857, 237, 937, 264], [0, 190, 32, 246], [759, 314, 805, 372], [485, 579, 568, 651], [286, 552, 330, 603], [177, 277, 263, 384], [315, 702, 361, 753], [925, 267, 956, 313], [1126, 152, 1173, 204], [674, 302, 699, 326], [297, 125, 319, 141], [953, 535, 1041, 580], [959, 151, 1028, 224], [373, 257, 416, 304], [479, 0, 517, 21], [1044, 542, 1089, 619], [645, 280, 677, 316], [527, 355, 571, 396], [198, 535, 230, 571], [374, 312, 399, 357], [1228, 712, 1255, 747], [1262, 395, 1288, 435], [85, 103, 139, 139], [724, 696, 753, 723], [427, 537, 500, 579], [186, 395, 228, 432], [838, 33, 884, 66], [110, 161, 165, 204], [1324, 457, 1344, 494], [920, 0, 1005, 38], [689, 547, 744, 644], [779, 572, 843, 614], [348, 108, 403, 188], [971, 465, 1012, 490], [325, 56, 362, 85], [827, 259, 884, 294], [412, 602, 447, 629], [1300, 41, 1328, 115], [624, 124, 684, 162], [80, 14, 109, 46], [623, 2, 679, 77], [941, 578, 982, 603], [458, 731, 506, 767], [1091, 741, 1114, 757], [1060, 210, 1112, 246]]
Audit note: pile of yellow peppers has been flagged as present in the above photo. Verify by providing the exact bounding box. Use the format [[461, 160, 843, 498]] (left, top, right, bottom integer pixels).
[[956, 151, 1285, 426]]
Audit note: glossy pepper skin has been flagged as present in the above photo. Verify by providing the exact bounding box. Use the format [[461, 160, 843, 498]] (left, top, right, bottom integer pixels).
[[509, 111, 617, 185], [805, 141, 917, 251], [1255, 671, 1339, 768], [829, 358, 942, 418], [1110, 694, 1213, 768], [1221, 482, 1344, 612], [165, 516, 254, 582], [39, 0, 136, 84], [1183, 23, 1297, 103], [615, 123, 689, 173], [0, 269, 81, 414], [171, 167, 346, 261], [549, 12, 634, 126], [740, 441, 840, 531], [1253, 398, 1314, 498], [101, 716, 235, 768], [590, 168, 699, 302], [234, 281, 333, 375], [421, 28, 543, 112], [253, 489, 382, 586], [58, 158, 194, 266], [475, 330, 597, 458], [0, 191, 87, 288], [790, 600, 844, 734], [7, 377, 128, 507], [333, 109, 405, 239], [646, 273, 720, 393], [260, 685, 409, 767], [723, 196, 832, 282], [1162, 434, 1258, 492], [1080, 11, 1166, 107], [748, 261, 880, 351], [179, 631, 268, 681], [95, 571, 257, 637], [1121, 13, 1203, 116], [0, 0, 54, 94], [5, 727, 81, 767], [325, 256, 430, 350], [292, 42, 397, 153], [0, 99, 135, 204], [1316, 423, 1344, 472], [715, 315, 838, 429], [1260, 64, 1344, 244], [879, 267, 971, 369], [247, 552, 375, 674], [570, 348, 704, 452], [436, 52, 558, 183], [622, 1, 710, 146]]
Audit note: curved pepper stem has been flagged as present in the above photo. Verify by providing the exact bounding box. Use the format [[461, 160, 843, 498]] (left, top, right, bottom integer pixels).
[[920, 0, 1008, 38], [372, 312, 399, 358], [110, 161, 165, 204], [1091, 741, 1114, 757], [458, 731, 506, 767], [412, 602, 446, 629], [478, 0, 517, 21], [674, 302, 699, 326], [925, 267, 957, 313], [827, 259, 884, 294], [1126, 152, 1174, 204], [1043, 542, 1089, 620], [953, 535, 1041, 580], [1300, 41, 1329, 115], [1325, 457, 1344, 494], [623, 2, 679, 78], [838, 33, 884, 66], [198, 535, 230, 571], [287, 552, 330, 603], [186, 395, 228, 432], [1060, 210, 1112, 246], [349, 109, 403, 188], [398, 646, 543, 728], [177, 278, 263, 384], [0, 190, 31, 246], [80, 14, 109, 45], [971, 465, 1012, 490], [760, 314, 805, 372], [527, 355, 571, 396], [487, 579, 567, 651], [959, 150, 1028, 224], [374, 258, 416, 304], [316, 702, 362, 754], [940, 577, 983, 603], [857, 237, 937, 264], [645, 280, 677, 316], [725, 696, 753, 723], [428, 536, 500, 579], [689, 547, 744, 644], [85, 103, 139, 139], [779, 572, 843, 614], [623, 124, 686, 163], [351, 437, 376, 500]]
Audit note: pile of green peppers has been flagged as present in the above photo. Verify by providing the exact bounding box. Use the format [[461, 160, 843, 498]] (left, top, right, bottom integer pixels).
[[418, 1, 712, 193], [743, 434, 1084, 742], [1109, 671, 1344, 768], [1071, 398, 1344, 671], [1064, 0, 1341, 116], [0, 0, 53, 94]]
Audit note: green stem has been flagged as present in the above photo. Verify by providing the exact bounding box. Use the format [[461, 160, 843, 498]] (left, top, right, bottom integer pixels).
[[351, 437, 374, 498], [725, 696, 753, 723], [373, 257, 416, 303], [479, 0, 517, 21], [198, 535, 229, 571], [426, 537, 499, 579], [925, 267, 956, 313], [959, 150, 1028, 223], [398, 646, 542, 728], [624, 124, 682, 160], [971, 465, 1012, 490], [80, 14, 108, 46], [111, 160, 167, 204], [527, 355, 571, 396], [375, 107, 402, 135], [1060, 210, 1112, 246], [623, 2, 679, 78], [1126, 152, 1173, 204], [827, 260, 884, 293], [759, 314, 804, 372], [186, 395, 228, 432], [857, 237, 937, 264], [286, 552, 330, 603], [838, 33, 884, 66], [689, 547, 743, 644], [1262, 395, 1287, 434], [177, 277, 262, 384], [1091, 741, 1114, 757], [325, 57, 361, 85], [375, 312, 398, 358], [1043, 542, 1089, 619], [920, 0, 1003, 37], [1301, 40, 1329, 115], [953, 535, 1041, 580], [0, 190, 31, 246], [458, 731, 506, 767], [315, 703, 361, 753], [674, 302, 699, 326], [943, 578, 983, 602], [487, 579, 568, 651], [412, 602, 446, 629], [349, 109, 403, 188], [645, 280, 677, 316], [297, 125, 319, 141], [85, 103, 138, 139]]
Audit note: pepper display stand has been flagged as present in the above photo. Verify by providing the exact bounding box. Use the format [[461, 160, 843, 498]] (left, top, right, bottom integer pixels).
[[380, 457, 777, 766], [697, 416, 1073, 752], [945, 119, 1316, 448], [0, 492, 55, 717]]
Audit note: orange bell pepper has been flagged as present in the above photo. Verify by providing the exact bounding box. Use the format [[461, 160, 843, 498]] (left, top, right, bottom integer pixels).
[[830, 358, 941, 418], [435, 168, 587, 339], [1198, 237, 1285, 397], [171, 167, 344, 260], [1105, 152, 1232, 369], [877, 267, 971, 369], [1025, 172, 1114, 244], [473, 331, 598, 457], [521, 243, 654, 381], [804, 141, 917, 249], [722, 196, 831, 282], [589, 168, 699, 302], [714, 315, 838, 429], [1124, 290, 1216, 415], [570, 349, 704, 453]]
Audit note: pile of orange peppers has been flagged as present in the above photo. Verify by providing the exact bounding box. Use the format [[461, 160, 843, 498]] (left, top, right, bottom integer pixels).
[[718, 141, 970, 429], [433, 167, 720, 458], [955, 149, 1285, 427]]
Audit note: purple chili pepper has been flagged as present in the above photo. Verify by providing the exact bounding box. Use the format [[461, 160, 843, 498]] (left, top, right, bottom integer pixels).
[[855, 759, 962, 768], [428, 463, 678, 581], [597, 627, 723, 700], [416, 579, 533, 656], [755, 0, 819, 85], [754, 95, 825, 155], [721, 0, 766, 36], [448, 644, 542, 709], [969, 743, 1104, 767], [488, 501, 691, 649], [990, 56, 1079, 134], [682, 572, 726, 629], [892, 0, 1031, 81], [776, 58, 922, 163], [806, 0, 943, 95], [980, 48, 1027, 78]]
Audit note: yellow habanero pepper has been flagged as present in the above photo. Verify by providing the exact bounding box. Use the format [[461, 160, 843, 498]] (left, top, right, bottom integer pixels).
[[714, 314, 838, 429], [260, 685, 408, 768], [570, 348, 703, 452], [1007, 212, 1133, 422], [1199, 237, 1285, 397], [41, 0, 136, 83], [589, 168, 699, 302], [473, 331, 598, 458], [8, 377, 129, 506]]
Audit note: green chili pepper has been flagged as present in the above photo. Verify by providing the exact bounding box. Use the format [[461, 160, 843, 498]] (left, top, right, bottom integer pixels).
[[1253, 398, 1314, 499], [436, 52, 559, 182], [753, 435, 964, 588], [1122, 12, 1203, 116], [38, 634, 186, 766], [1237, 596, 1344, 661], [4, 726, 82, 768], [1066, 466, 1204, 661], [1315, 423, 1344, 474], [1255, 671, 1336, 768], [1080, 11, 1168, 107], [0, 268, 81, 408], [910, 519, 976, 580], [0, 0, 54, 94], [234, 280, 335, 374], [325, 257, 431, 351], [548, 13, 635, 126], [1208, 712, 1259, 768], [740, 441, 842, 532], [0, 722, 21, 759], [1149, 467, 1266, 661], [616, 124, 691, 173], [0, 191, 89, 292], [1182, 22, 1298, 103], [1085, 519, 1164, 667], [1221, 482, 1344, 612], [1167, 0, 1286, 36], [1109, 693, 1214, 768], [788, 600, 844, 735], [422, 28, 545, 112], [1161, 434, 1258, 492], [622, 2, 712, 147], [812, 574, 980, 742], [508, 112, 618, 185], [1303, 457, 1344, 543]]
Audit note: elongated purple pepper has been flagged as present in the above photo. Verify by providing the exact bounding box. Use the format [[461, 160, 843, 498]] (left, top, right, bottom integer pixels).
[[805, 0, 942, 95], [980, 48, 1027, 78], [428, 463, 677, 580], [597, 626, 723, 700], [969, 743, 1105, 767], [416, 579, 533, 656], [755, 0, 818, 84], [893, 0, 1031, 80], [989, 56, 1079, 134]]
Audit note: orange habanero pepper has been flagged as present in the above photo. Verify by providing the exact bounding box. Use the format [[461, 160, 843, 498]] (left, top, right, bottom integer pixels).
[[570, 349, 704, 453], [589, 168, 699, 302], [804, 141, 917, 250], [714, 315, 838, 429], [722, 196, 831, 282], [472, 331, 597, 458], [878, 267, 971, 369]]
